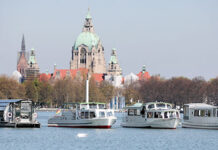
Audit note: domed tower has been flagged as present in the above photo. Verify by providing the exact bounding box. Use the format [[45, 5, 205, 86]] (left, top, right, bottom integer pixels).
[[70, 10, 106, 74]]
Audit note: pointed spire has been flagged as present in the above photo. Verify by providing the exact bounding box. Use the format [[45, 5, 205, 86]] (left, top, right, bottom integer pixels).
[[86, 8, 92, 19], [83, 8, 94, 32], [21, 34, 26, 51]]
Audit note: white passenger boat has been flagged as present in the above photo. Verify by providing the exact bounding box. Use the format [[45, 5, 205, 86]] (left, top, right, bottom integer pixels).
[[48, 102, 116, 128], [121, 102, 180, 129], [48, 78, 117, 128], [182, 103, 218, 129]]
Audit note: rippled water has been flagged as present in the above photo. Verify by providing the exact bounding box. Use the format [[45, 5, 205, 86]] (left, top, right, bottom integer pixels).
[[0, 112, 218, 150]]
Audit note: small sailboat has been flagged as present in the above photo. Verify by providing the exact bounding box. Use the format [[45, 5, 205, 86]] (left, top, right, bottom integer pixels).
[[48, 78, 117, 128]]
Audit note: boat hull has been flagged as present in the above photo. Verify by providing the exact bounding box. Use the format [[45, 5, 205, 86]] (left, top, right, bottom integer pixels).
[[182, 122, 218, 129], [121, 118, 180, 129], [0, 122, 40, 128], [48, 117, 116, 128]]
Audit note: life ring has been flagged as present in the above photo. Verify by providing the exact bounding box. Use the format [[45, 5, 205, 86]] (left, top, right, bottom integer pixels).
[[7, 112, 12, 118]]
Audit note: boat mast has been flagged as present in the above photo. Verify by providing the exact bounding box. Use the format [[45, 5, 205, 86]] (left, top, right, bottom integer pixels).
[[86, 74, 89, 109]]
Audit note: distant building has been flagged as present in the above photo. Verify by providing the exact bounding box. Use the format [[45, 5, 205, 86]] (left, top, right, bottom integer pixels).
[[136, 65, 150, 80], [124, 73, 139, 85], [50, 68, 104, 83], [105, 48, 123, 87], [70, 10, 107, 74], [25, 48, 40, 81], [17, 35, 40, 81], [37, 10, 151, 87]]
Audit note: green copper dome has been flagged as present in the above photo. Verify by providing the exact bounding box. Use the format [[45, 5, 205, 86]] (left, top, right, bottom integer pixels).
[[74, 32, 100, 50]]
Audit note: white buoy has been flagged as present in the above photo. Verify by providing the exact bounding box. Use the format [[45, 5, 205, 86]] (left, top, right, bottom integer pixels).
[[77, 133, 88, 138]]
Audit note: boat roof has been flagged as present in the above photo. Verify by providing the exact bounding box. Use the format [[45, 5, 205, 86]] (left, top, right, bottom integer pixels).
[[80, 102, 106, 105], [145, 102, 172, 105], [125, 103, 142, 109], [184, 103, 217, 109], [0, 99, 24, 110], [0, 99, 23, 103]]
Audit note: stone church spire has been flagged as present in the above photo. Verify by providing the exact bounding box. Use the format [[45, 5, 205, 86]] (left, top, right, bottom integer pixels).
[[17, 35, 28, 80], [21, 34, 26, 52], [82, 9, 94, 33]]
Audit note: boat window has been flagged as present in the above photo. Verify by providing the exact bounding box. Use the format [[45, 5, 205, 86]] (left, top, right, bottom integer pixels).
[[205, 110, 211, 117], [141, 106, 146, 116], [167, 104, 172, 109], [183, 106, 189, 120], [128, 109, 134, 116], [72, 113, 76, 120], [156, 103, 165, 108], [147, 112, 153, 118], [99, 111, 105, 117], [217, 109, 218, 117], [134, 109, 141, 116], [80, 104, 87, 109], [90, 112, 96, 118], [213, 108, 216, 117], [85, 112, 89, 118], [176, 112, 179, 118], [194, 110, 200, 117], [148, 104, 154, 109], [89, 104, 97, 109], [200, 110, 205, 117], [164, 112, 168, 118], [21, 103, 31, 112], [169, 111, 175, 118], [80, 112, 89, 119], [81, 112, 85, 119], [99, 104, 105, 109], [107, 112, 112, 116], [154, 112, 162, 118]]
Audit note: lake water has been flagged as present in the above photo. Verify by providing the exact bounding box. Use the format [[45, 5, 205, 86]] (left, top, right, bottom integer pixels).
[[0, 112, 218, 150]]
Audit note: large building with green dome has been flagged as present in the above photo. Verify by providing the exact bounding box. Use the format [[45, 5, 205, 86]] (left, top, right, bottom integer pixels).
[[70, 10, 107, 74]]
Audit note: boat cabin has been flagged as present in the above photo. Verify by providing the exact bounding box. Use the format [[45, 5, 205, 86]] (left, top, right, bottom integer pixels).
[[0, 99, 40, 128], [183, 103, 218, 120], [125, 102, 179, 119], [60, 102, 114, 120]]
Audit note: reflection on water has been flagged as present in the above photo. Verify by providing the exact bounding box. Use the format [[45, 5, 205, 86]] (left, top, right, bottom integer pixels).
[[0, 111, 218, 150]]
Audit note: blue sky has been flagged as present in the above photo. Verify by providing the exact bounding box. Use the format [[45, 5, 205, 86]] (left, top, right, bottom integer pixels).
[[0, 0, 218, 79]]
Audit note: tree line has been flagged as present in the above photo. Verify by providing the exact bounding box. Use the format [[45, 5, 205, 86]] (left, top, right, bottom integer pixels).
[[1, 75, 218, 107], [124, 76, 218, 107], [0, 75, 115, 107]]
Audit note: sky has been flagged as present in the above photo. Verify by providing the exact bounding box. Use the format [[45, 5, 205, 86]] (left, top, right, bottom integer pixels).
[[0, 0, 218, 80]]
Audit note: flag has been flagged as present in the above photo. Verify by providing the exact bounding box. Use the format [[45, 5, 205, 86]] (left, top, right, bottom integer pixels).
[[56, 109, 61, 114]]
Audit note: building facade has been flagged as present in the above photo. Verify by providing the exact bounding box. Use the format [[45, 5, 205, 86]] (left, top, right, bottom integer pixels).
[[70, 10, 107, 74]]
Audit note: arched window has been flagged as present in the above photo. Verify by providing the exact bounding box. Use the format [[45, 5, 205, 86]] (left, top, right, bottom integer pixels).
[[80, 48, 86, 64]]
